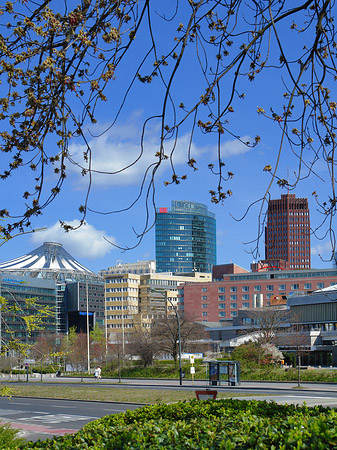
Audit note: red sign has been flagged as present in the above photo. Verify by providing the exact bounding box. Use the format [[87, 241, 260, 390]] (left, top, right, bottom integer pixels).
[[159, 207, 168, 213], [195, 390, 218, 401]]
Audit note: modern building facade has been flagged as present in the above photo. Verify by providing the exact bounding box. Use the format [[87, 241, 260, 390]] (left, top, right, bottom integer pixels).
[[0, 274, 58, 344], [265, 194, 311, 269], [0, 242, 104, 342], [99, 260, 156, 276], [180, 263, 337, 324], [66, 281, 105, 332], [155, 200, 216, 273], [103, 271, 212, 341], [285, 286, 337, 365]]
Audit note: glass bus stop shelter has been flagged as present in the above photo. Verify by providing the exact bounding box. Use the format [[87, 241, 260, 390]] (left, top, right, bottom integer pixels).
[[204, 360, 241, 386]]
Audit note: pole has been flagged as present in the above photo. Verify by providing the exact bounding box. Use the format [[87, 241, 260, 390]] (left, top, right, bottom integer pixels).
[[177, 310, 182, 386], [104, 280, 108, 355], [122, 278, 125, 355], [0, 279, 2, 355], [86, 277, 90, 374]]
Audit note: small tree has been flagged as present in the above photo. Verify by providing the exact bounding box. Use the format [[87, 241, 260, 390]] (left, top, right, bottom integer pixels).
[[152, 313, 207, 366], [0, 291, 55, 395], [65, 332, 88, 381], [90, 324, 106, 366], [232, 341, 284, 368], [128, 326, 158, 368]]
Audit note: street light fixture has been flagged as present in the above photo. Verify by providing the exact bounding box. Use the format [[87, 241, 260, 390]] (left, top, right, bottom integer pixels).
[[150, 288, 183, 386]]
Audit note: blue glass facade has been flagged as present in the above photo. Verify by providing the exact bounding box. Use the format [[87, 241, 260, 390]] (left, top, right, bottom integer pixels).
[[155, 200, 216, 273]]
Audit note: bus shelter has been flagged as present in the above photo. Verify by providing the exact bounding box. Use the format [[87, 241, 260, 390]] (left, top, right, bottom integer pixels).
[[204, 360, 241, 386]]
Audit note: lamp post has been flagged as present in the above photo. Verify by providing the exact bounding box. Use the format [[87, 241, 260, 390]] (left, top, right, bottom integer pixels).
[[150, 288, 183, 386], [86, 276, 90, 374], [116, 261, 125, 355]]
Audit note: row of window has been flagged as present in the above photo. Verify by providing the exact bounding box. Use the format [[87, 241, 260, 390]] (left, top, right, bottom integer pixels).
[[201, 282, 327, 295], [202, 311, 238, 318], [106, 305, 138, 311], [106, 296, 138, 302], [106, 287, 138, 293], [105, 278, 139, 284]]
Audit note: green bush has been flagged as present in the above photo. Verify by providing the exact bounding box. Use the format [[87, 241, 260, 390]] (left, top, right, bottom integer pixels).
[[18, 398, 337, 449], [0, 423, 25, 449]]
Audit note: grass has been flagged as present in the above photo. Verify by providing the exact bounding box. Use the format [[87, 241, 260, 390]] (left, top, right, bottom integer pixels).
[[1, 383, 255, 404]]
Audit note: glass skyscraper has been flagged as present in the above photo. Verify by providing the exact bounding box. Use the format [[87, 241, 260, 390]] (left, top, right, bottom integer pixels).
[[155, 200, 216, 273]]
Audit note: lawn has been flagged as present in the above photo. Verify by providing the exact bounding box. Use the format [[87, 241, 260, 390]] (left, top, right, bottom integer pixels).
[[1, 383, 252, 404]]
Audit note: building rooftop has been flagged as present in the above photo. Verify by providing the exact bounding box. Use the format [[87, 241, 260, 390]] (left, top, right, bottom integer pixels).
[[0, 242, 101, 282]]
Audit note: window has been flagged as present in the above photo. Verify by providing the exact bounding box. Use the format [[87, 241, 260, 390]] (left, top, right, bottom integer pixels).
[[230, 303, 237, 309], [218, 287, 225, 293], [202, 304, 208, 308], [266, 285, 274, 291], [230, 311, 238, 317], [279, 284, 286, 291], [230, 287, 237, 293], [219, 303, 225, 309], [254, 285, 261, 292], [202, 296, 207, 300], [304, 283, 312, 290], [317, 282, 324, 289], [230, 294, 237, 301], [242, 294, 249, 301], [218, 295, 225, 301], [242, 302, 250, 308], [242, 286, 249, 292], [219, 311, 226, 317], [291, 284, 299, 290], [202, 312, 207, 317], [202, 288, 207, 292]]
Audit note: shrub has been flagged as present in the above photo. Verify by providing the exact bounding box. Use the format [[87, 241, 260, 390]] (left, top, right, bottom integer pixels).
[[0, 422, 25, 449], [18, 399, 337, 449]]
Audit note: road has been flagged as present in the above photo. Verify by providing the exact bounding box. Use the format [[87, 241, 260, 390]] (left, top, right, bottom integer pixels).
[[2, 378, 337, 442], [0, 396, 142, 442]]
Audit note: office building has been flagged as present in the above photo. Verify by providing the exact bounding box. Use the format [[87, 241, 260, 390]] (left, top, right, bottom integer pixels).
[[180, 263, 337, 324], [155, 200, 216, 273], [265, 193, 311, 269], [99, 260, 156, 276], [0, 242, 104, 342], [103, 271, 211, 341]]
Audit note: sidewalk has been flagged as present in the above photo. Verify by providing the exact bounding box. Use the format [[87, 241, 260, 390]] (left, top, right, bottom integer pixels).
[[3, 373, 337, 392]]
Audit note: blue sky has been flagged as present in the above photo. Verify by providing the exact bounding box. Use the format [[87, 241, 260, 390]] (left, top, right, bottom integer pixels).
[[0, 2, 335, 273]]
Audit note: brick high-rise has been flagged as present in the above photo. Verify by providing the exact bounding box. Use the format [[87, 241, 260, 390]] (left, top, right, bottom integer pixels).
[[265, 194, 311, 269]]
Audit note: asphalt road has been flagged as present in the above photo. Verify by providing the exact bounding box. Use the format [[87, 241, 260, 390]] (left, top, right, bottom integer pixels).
[[3, 378, 337, 442], [0, 396, 142, 442]]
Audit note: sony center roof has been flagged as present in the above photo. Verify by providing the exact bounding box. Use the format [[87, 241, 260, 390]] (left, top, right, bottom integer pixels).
[[0, 242, 101, 282]]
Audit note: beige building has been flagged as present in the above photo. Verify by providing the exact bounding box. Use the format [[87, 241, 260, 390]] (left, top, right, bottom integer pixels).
[[103, 271, 211, 342]]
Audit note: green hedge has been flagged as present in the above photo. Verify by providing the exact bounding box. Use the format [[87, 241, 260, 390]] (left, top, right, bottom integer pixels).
[[17, 399, 337, 449]]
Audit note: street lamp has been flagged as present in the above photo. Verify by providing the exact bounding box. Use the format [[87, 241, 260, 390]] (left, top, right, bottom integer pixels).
[[116, 261, 125, 355], [86, 276, 90, 374], [150, 288, 183, 386]]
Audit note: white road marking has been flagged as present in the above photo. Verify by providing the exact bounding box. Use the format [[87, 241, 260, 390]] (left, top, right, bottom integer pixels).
[[51, 404, 76, 408], [18, 414, 99, 424]]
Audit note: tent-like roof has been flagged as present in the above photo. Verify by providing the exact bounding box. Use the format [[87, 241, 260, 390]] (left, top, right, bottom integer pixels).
[[0, 242, 101, 282]]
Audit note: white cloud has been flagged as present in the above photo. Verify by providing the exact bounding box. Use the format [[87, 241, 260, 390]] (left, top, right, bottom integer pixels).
[[220, 135, 253, 157], [30, 220, 116, 259], [311, 241, 332, 256], [68, 118, 252, 188]]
